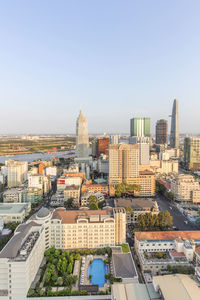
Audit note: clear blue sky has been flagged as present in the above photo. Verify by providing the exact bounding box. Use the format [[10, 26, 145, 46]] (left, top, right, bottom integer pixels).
[[0, 0, 200, 134]]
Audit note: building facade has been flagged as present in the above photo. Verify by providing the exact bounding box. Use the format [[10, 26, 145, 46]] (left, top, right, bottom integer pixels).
[[170, 99, 179, 148], [6, 160, 28, 187], [156, 119, 168, 145], [76, 110, 89, 160], [184, 137, 200, 170], [130, 118, 150, 137]]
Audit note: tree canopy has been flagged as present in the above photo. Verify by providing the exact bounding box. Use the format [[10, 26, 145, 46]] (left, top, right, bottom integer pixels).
[[137, 211, 173, 231], [114, 181, 141, 197]]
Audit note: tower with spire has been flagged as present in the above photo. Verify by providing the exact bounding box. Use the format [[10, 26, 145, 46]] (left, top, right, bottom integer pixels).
[[76, 110, 89, 160], [170, 99, 179, 148]]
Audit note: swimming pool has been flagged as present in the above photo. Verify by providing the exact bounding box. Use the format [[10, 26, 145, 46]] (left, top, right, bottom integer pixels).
[[88, 259, 106, 287]]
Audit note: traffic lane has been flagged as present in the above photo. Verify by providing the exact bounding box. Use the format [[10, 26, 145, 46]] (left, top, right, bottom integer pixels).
[[155, 195, 198, 230]]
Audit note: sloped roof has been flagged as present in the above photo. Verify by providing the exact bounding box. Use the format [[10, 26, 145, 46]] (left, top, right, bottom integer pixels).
[[135, 231, 200, 241]]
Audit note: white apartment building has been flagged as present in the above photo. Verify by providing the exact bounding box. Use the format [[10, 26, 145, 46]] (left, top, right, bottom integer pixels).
[[57, 176, 82, 191], [3, 188, 27, 203], [45, 166, 57, 176], [28, 174, 51, 194], [64, 185, 81, 206], [171, 174, 200, 203], [135, 231, 200, 275], [0, 173, 5, 185], [6, 160, 28, 187], [129, 136, 150, 166], [0, 203, 31, 224], [0, 206, 126, 300]]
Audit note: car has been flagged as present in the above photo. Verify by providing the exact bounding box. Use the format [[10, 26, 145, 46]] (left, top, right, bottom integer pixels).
[[169, 207, 172, 210], [184, 220, 188, 224]]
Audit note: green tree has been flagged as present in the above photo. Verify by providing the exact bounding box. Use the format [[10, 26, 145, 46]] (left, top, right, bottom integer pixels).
[[64, 197, 74, 209], [67, 262, 72, 274]]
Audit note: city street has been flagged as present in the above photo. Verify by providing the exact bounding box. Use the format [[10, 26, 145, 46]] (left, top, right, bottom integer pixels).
[[155, 194, 199, 230]]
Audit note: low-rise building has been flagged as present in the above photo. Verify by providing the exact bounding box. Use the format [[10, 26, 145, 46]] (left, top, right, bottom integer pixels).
[[3, 188, 27, 203], [135, 231, 200, 275], [153, 274, 200, 300], [64, 185, 80, 206], [114, 198, 159, 224], [81, 183, 109, 195], [45, 166, 57, 176], [81, 191, 105, 206], [171, 174, 200, 203], [57, 176, 82, 191], [0, 203, 31, 224]]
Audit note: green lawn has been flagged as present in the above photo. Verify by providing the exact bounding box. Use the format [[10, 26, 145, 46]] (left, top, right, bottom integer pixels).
[[121, 243, 130, 253]]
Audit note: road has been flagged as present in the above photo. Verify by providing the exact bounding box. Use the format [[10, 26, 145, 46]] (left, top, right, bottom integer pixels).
[[155, 194, 199, 230]]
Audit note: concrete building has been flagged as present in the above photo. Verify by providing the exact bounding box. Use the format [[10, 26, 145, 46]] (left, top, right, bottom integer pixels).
[[81, 184, 109, 195], [97, 159, 109, 174], [0, 206, 126, 300], [150, 159, 179, 174], [170, 99, 179, 148], [64, 185, 81, 206], [114, 198, 159, 224], [0, 208, 52, 300], [45, 166, 57, 176], [109, 144, 155, 197], [57, 176, 82, 191], [28, 174, 51, 194], [135, 231, 200, 275], [184, 137, 200, 170], [153, 274, 200, 300], [97, 137, 109, 157], [130, 136, 150, 165], [130, 118, 150, 137], [51, 207, 126, 249], [156, 119, 168, 145], [6, 160, 28, 187], [109, 144, 139, 185], [81, 191, 105, 206], [171, 174, 200, 203], [3, 188, 27, 203], [0, 203, 31, 224], [110, 135, 120, 144], [76, 110, 89, 161]]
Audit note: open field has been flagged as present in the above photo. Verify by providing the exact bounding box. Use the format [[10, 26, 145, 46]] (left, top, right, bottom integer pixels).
[[0, 136, 76, 156]]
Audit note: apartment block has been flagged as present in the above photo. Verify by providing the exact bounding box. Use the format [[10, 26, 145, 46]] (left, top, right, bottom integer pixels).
[[64, 185, 80, 206], [171, 174, 200, 203], [6, 160, 28, 187]]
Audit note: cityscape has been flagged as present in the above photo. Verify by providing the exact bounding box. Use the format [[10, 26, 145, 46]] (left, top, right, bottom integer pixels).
[[1, 1, 200, 300]]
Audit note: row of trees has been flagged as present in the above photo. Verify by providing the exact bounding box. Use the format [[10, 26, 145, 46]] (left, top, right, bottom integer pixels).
[[44, 248, 78, 287], [115, 182, 141, 197], [137, 211, 173, 231]]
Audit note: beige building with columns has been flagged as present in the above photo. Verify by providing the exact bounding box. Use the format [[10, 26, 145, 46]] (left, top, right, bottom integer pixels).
[[51, 207, 126, 249]]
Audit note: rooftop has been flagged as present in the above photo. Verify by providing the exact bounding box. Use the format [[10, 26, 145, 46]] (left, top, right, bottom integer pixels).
[[0, 203, 29, 214], [115, 198, 157, 210], [153, 274, 200, 300], [112, 253, 138, 279], [0, 221, 40, 259], [52, 208, 111, 224], [135, 231, 200, 241]]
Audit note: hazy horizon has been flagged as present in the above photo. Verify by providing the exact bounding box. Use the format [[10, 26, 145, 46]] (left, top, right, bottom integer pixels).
[[1, 1, 200, 134]]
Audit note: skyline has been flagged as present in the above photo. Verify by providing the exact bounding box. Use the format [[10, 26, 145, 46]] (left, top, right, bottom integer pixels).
[[1, 1, 200, 134]]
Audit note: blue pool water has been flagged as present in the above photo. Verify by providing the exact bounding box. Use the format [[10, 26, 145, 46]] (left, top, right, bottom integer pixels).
[[88, 259, 106, 287]]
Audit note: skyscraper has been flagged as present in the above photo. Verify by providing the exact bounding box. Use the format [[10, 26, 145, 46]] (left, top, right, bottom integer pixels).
[[76, 110, 89, 160], [156, 119, 168, 145], [130, 117, 150, 137], [6, 160, 28, 187], [170, 99, 179, 148]]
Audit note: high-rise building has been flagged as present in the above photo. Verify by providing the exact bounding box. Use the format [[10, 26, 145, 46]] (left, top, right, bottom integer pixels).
[[170, 99, 179, 148], [130, 118, 150, 137], [156, 119, 168, 145], [109, 144, 139, 185], [129, 136, 150, 165], [184, 137, 200, 170], [110, 135, 120, 144], [76, 110, 89, 160], [6, 160, 28, 187], [97, 137, 109, 157]]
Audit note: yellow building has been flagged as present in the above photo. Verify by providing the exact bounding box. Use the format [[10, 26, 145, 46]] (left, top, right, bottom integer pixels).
[[51, 207, 126, 249]]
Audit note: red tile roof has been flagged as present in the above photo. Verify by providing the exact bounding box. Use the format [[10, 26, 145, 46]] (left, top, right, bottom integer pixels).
[[135, 231, 200, 241]]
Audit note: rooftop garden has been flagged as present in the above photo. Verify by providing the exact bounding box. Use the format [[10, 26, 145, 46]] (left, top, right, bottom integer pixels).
[[121, 243, 130, 253], [27, 247, 112, 297]]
